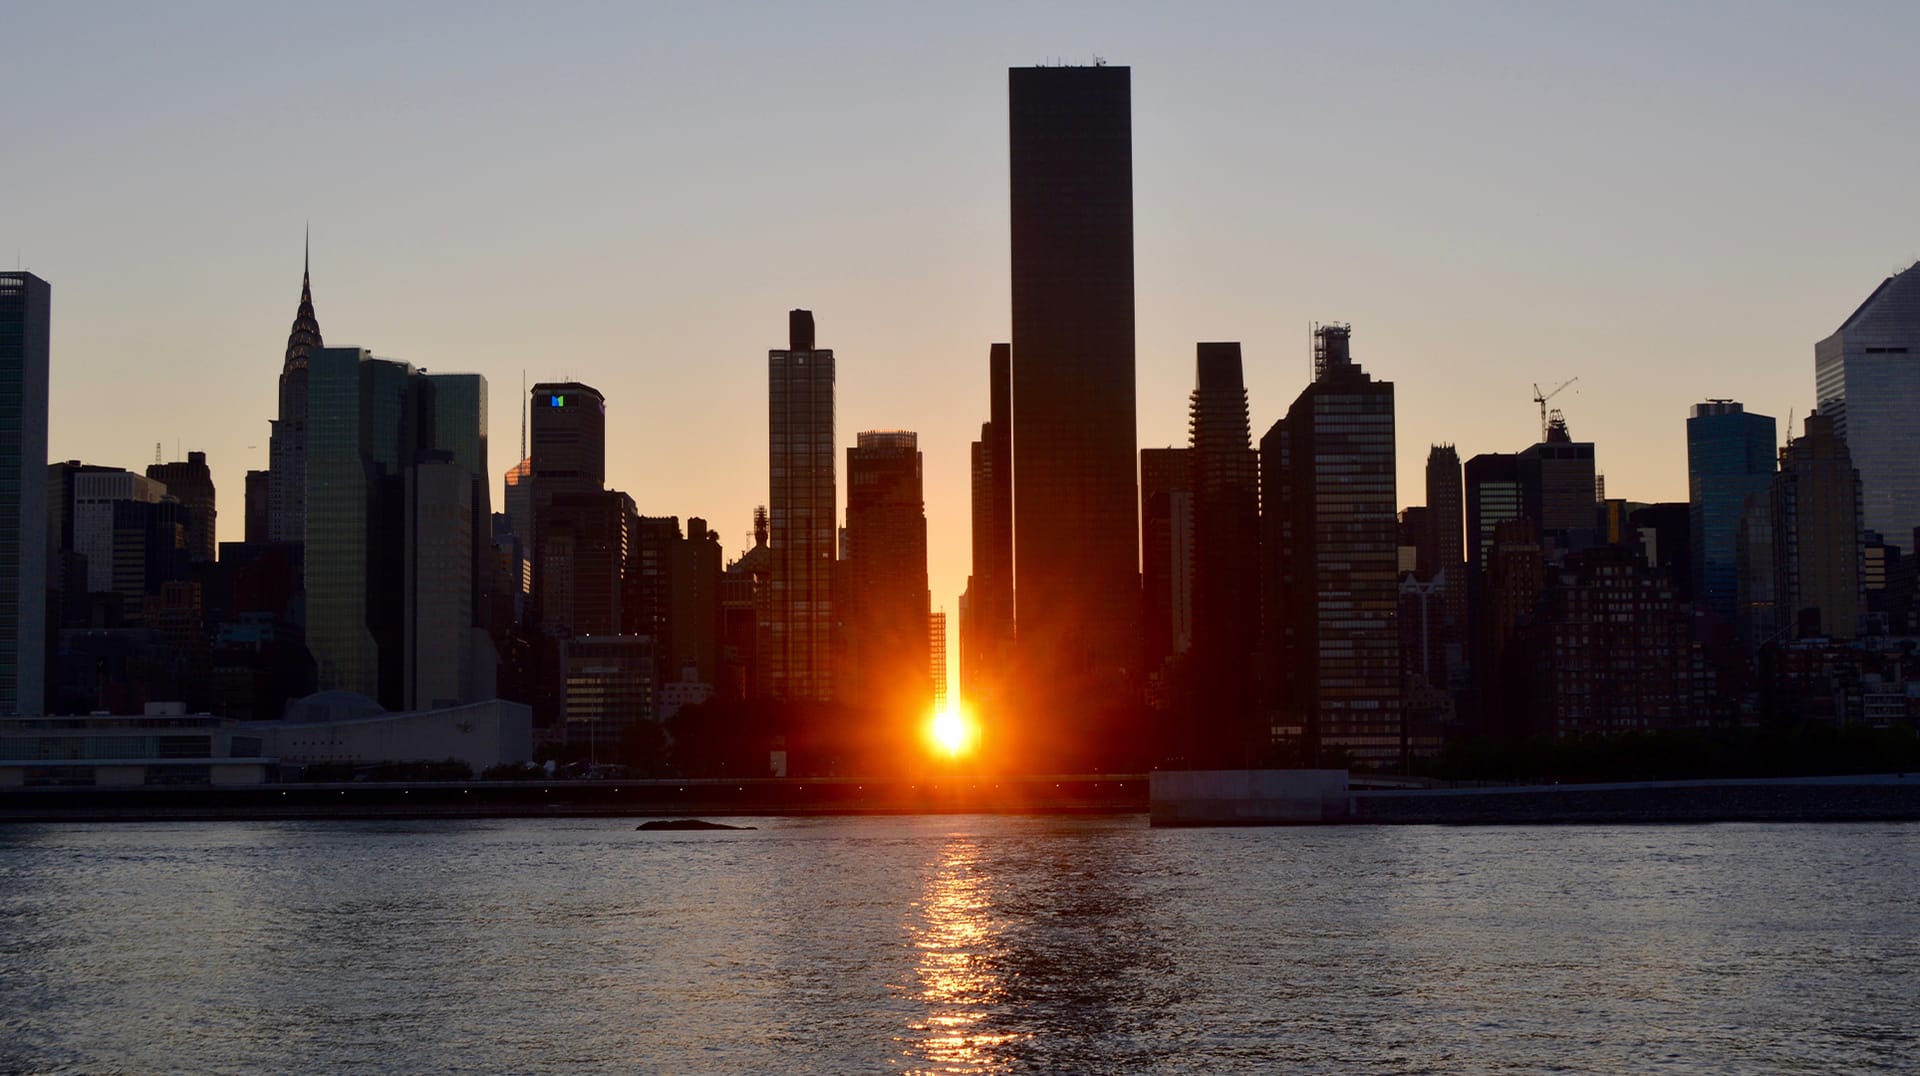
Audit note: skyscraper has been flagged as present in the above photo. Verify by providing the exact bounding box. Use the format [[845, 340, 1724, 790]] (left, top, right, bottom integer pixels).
[[1815, 263, 1920, 544], [1518, 414, 1598, 552], [1187, 342, 1260, 765], [963, 344, 1013, 706], [844, 430, 930, 718], [1261, 325, 1400, 767], [1139, 447, 1193, 696], [1773, 411, 1863, 640], [768, 310, 835, 701], [1424, 444, 1466, 658], [1687, 400, 1776, 620], [1009, 64, 1140, 746], [147, 451, 217, 565], [268, 239, 322, 545], [0, 272, 49, 715], [528, 381, 607, 633]]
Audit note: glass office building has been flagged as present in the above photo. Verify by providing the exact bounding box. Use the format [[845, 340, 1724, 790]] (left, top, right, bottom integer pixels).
[[1815, 264, 1920, 546]]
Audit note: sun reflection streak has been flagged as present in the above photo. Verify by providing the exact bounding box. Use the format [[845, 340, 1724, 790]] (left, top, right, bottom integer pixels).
[[899, 839, 1020, 1072]]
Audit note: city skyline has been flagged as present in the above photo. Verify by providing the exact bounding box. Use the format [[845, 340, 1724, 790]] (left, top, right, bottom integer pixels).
[[7, 4, 1920, 694]]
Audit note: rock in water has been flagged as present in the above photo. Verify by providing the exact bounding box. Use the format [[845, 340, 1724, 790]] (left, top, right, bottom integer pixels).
[[635, 819, 756, 831]]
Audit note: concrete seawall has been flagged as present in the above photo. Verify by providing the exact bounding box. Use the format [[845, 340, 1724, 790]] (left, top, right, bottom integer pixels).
[[1354, 775, 1920, 825]]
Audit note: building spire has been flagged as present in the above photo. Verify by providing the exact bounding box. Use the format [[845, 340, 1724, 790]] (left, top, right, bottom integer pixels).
[[284, 228, 323, 373]]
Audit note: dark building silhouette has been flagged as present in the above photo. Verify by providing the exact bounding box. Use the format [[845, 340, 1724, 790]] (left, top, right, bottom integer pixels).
[[1009, 64, 1141, 756], [1530, 546, 1695, 737], [1476, 520, 1543, 736], [1186, 343, 1260, 765], [1261, 326, 1400, 768], [1519, 413, 1599, 553], [1425, 444, 1467, 672], [1465, 452, 1523, 582], [267, 239, 322, 545], [720, 508, 771, 700], [1773, 411, 1863, 639], [529, 381, 607, 635], [243, 469, 269, 545], [844, 430, 932, 720], [148, 451, 216, 565], [0, 272, 49, 715], [1687, 401, 1776, 620], [1627, 502, 1691, 600], [962, 344, 1013, 708], [767, 310, 836, 702], [1139, 447, 1192, 710]]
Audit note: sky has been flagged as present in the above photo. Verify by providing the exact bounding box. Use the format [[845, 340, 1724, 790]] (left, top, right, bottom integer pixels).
[[6, 2, 1920, 683]]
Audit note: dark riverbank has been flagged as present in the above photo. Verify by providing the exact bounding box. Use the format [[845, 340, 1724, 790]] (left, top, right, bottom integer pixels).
[[5, 773, 1919, 824]]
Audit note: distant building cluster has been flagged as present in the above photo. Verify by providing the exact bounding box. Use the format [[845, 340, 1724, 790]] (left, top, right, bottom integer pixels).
[[3, 65, 1919, 784]]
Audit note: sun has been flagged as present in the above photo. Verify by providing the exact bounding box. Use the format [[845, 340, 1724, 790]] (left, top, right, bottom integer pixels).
[[928, 702, 977, 758]]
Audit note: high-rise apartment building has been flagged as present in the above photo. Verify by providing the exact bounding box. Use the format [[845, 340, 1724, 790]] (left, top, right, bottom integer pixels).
[[1687, 401, 1776, 620], [72, 470, 167, 594], [1187, 342, 1260, 765], [768, 310, 835, 701], [1260, 326, 1401, 767], [1773, 411, 1864, 640], [528, 381, 607, 632], [844, 430, 930, 718], [0, 273, 49, 714], [148, 451, 217, 564], [1009, 64, 1140, 739], [1815, 264, 1920, 544], [268, 241, 322, 545]]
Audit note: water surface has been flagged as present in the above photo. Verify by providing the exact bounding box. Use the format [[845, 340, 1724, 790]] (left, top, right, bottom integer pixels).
[[1, 817, 1913, 1073]]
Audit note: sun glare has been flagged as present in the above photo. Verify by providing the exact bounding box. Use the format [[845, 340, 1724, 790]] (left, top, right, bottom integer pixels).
[[929, 703, 977, 758]]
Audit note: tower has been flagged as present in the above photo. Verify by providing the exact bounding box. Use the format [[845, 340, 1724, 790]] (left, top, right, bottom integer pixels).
[[267, 236, 322, 545], [767, 310, 835, 701], [1687, 401, 1776, 620], [844, 430, 930, 719], [1772, 411, 1864, 640], [1260, 325, 1400, 767], [0, 272, 48, 714], [963, 344, 1014, 706], [1008, 64, 1140, 755], [1186, 342, 1260, 765], [1815, 264, 1920, 544]]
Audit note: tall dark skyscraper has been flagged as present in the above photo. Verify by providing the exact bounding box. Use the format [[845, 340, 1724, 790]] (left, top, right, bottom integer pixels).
[[1187, 342, 1260, 764], [268, 239, 322, 545], [844, 430, 931, 720], [528, 381, 607, 634], [1139, 446, 1192, 702], [1008, 64, 1140, 749], [1773, 411, 1863, 640], [1424, 444, 1466, 659], [1260, 326, 1400, 767], [768, 310, 835, 702], [0, 272, 49, 715], [963, 344, 1013, 706], [148, 451, 216, 565], [1687, 400, 1776, 621]]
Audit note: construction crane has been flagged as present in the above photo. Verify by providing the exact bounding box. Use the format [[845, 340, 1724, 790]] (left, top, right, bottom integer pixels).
[[1532, 378, 1578, 441]]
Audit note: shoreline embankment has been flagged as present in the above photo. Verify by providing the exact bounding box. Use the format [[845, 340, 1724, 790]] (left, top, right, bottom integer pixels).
[[3, 773, 1917, 825]]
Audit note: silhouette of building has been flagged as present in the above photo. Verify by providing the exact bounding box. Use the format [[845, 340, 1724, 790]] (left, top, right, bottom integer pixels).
[[720, 508, 771, 700], [1260, 325, 1400, 767], [305, 349, 496, 708], [843, 430, 930, 719], [1424, 444, 1467, 672], [148, 451, 217, 565], [962, 344, 1013, 706], [1815, 263, 1920, 544], [72, 470, 166, 594], [1464, 452, 1523, 583], [1477, 520, 1544, 736], [1688, 401, 1776, 620], [1186, 342, 1260, 764], [1773, 412, 1864, 640], [1531, 547, 1693, 737], [528, 381, 607, 630], [0, 272, 49, 714], [268, 239, 322, 545], [1009, 64, 1141, 747], [1139, 447, 1192, 707], [243, 469, 269, 545], [1519, 414, 1598, 553], [768, 310, 836, 701]]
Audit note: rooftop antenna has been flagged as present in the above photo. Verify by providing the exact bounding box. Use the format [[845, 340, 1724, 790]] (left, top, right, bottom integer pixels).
[[520, 369, 528, 463], [154, 442, 162, 465]]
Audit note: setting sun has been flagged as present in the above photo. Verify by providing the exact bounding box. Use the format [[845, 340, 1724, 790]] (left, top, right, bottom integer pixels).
[[928, 703, 978, 758]]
